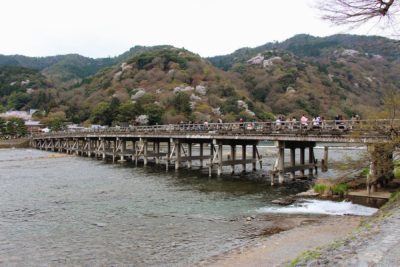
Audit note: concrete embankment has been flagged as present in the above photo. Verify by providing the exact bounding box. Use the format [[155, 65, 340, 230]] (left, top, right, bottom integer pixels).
[[0, 138, 30, 149]]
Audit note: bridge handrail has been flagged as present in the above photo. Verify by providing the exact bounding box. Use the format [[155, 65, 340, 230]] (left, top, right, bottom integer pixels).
[[32, 119, 400, 138]]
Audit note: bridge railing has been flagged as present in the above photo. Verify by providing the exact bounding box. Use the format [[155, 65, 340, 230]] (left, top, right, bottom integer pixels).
[[33, 119, 400, 138]]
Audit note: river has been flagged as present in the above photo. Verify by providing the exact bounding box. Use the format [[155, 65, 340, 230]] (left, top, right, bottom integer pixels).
[[0, 147, 375, 266]]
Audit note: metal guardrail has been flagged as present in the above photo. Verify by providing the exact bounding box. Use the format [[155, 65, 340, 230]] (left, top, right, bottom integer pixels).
[[33, 119, 400, 138]]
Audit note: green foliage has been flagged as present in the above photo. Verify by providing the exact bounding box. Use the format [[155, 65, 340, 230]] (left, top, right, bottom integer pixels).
[[256, 111, 275, 121], [49, 118, 65, 131], [91, 102, 113, 125], [116, 101, 139, 123], [220, 97, 240, 114], [0, 117, 27, 138], [332, 183, 349, 195], [313, 184, 328, 194], [360, 167, 370, 177], [7, 92, 31, 110], [172, 92, 191, 114], [143, 103, 163, 125]]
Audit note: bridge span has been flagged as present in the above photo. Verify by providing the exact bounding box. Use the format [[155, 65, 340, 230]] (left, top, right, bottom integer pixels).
[[31, 119, 397, 191]]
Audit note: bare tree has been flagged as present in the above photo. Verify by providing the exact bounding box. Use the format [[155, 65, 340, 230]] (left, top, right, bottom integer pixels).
[[317, 0, 399, 28]]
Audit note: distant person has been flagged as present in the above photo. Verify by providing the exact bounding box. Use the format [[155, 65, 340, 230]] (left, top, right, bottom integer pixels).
[[300, 114, 308, 126], [335, 114, 340, 125], [239, 118, 244, 129]]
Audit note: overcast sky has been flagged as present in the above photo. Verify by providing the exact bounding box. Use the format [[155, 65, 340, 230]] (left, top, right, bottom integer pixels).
[[0, 0, 395, 58]]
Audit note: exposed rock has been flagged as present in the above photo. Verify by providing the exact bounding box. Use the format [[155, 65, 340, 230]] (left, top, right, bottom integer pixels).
[[296, 189, 320, 197], [173, 85, 194, 94], [286, 86, 296, 94], [26, 88, 34, 94], [365, 76, 373, 83], [195, 85, 207, 95], [190, 94, 201, 102], [156, 89, 162, 94], [120, 62, 132, 71], [247, 54, 264, 65], [372, 54, 384, 60], [245, 109, 256, 117], [113, 71, 122, 81], [237, 100, 248, 110], [9, 81, 17, 86], [271, 197, 296, 206], [212, 107, 221, 116], [21, 79, 30, 86], [263, 56, 283, 68], [131, 89, 146, 100], [135, 115, 149, 125], [341, 49, 360, 57]]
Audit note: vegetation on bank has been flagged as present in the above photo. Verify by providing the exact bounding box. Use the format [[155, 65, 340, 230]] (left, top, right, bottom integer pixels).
[[0, 117, 27, 139], [313, 182, 349, 197]]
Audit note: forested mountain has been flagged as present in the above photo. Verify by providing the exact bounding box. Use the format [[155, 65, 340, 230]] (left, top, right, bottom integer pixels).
[[0, 34, 399, 127]]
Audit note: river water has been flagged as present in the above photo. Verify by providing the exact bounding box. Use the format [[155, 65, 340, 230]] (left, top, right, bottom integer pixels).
[[0, 147, 373, 266]]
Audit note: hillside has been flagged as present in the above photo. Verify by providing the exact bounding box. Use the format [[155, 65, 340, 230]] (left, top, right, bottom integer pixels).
[[0, 66, 54, 111], [64, 47, 270, 125], [208, 34, 400, 118], [0, 34, 399, 127]]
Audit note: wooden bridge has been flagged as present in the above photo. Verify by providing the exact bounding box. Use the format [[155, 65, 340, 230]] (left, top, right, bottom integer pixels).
[[31, 119, 398, 191]]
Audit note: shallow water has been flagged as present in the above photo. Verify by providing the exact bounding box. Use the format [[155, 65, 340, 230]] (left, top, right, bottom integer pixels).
[[0, 146, 366, 266]]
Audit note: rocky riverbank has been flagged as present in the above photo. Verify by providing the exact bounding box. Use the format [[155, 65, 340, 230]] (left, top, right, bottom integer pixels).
[[0, 138, 30, 149], [201, 214, 361, 267], [289, 192, 400, 266]]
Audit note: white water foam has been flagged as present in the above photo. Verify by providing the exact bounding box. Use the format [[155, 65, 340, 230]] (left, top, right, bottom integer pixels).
[[257, 199, 378, 216]]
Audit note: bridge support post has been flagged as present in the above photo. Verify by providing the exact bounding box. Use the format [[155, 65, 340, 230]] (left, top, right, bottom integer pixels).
[[321, 146, 328, 172], [252, 145, 257, 171], [230, 145, 236, 174], [155, 141, 160, 165], [143, 139, 148, 166], [217, 143, 223, 177], [187, 143, 192, 169], [209, 143, 214, 177], [308, 145, 314, 176], [300, 147, 305, 177], [200, 143, 204, 168], [242, 145, 246, 173], [175, 141, 181, 171], [166, 141, 171, 171], [290, 147, 295, 180], [102, 139, 106, 160], [278, 141, 285, 184], [120, 139, 126, 162]]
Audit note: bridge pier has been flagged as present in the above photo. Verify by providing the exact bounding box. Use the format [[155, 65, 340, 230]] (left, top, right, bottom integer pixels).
[[271, 141, 317, 184]]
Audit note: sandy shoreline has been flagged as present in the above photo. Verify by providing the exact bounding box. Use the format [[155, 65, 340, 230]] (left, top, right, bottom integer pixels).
[[199, 214, 361, 267]]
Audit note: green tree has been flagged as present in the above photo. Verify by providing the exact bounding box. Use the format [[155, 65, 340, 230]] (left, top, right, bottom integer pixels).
[[91, 102, 112, 125], [173, 92, 191, 114], [116, 101, 139, 123], [143, 103, 164, 125]]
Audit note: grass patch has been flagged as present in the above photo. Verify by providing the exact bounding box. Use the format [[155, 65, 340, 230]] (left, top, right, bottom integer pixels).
[[288, 249, 321, 267], [313, 184, 328, 194], [332, 183, 349, 195]]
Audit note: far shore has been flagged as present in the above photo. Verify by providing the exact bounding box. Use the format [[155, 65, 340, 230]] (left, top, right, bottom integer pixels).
[[0, 138, 30, 149]]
